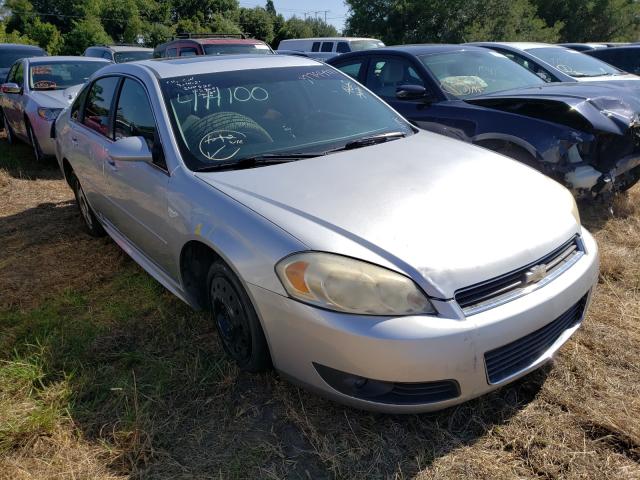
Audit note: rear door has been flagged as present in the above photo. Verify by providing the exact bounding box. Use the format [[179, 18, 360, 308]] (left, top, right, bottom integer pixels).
[[102, 76, 173, 272]]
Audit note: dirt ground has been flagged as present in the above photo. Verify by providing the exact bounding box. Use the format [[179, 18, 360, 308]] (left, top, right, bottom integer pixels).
[[0, 134, 639, 479]]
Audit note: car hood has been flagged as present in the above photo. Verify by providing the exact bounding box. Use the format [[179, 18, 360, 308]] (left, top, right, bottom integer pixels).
[[194, 132, 579, 298], [29, 85, 83, 108], [466, 81, 640, 136]]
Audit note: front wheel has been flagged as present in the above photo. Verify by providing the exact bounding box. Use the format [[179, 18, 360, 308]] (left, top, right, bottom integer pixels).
[[71, 174, 105, 237], [207, 261, 271, 372], [2, 111, 15, 145]]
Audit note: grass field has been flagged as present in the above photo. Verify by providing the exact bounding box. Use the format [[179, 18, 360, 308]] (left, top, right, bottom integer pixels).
[[0, 133, 639, 479]]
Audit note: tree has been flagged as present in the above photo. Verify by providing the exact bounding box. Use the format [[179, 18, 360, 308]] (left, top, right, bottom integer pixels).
[[29, 18, 64, 53], [273, 16, 313, 48], [238, 6, 273, 43], [532, 0, 640, 42], [63, 16, 112, 54], [265, 0, 276, 16], [305, 17, 338, 37]]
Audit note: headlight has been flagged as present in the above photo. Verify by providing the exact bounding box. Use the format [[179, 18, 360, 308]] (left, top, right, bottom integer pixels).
[[275, 252, 436, 316], [37, 108, 63, 121]]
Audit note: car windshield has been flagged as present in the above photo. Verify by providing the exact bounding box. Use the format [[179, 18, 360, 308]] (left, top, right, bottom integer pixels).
[[0, 48, 44, 68], [527, 47, 621, 77], [114, 51, 153, 63], [29, 61, 106, 90], [160, 66, 414, 170], [349, 40, 386, 51], [204, 44, 272, 55], [420, 50, 545, 98]]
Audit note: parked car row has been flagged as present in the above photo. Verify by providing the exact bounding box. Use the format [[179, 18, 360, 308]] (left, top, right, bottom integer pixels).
[[5, 34, 638, 413]]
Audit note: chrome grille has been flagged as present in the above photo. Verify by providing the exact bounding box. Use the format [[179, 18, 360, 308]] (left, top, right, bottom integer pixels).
[[455, 236, 583, 315]]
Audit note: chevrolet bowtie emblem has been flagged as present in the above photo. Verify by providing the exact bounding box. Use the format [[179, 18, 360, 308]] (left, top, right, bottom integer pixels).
[[523, 264, 547, 285]]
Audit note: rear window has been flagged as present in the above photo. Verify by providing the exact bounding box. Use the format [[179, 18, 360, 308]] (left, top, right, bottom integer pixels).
[[114, 51, 153, 63], [0, 48, 45, 68], [203, 44, 272, 55]]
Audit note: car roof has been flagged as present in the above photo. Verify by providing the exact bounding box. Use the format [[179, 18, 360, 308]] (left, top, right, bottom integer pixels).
[[0, 43, 45, 51], [167, 38, 266, 45], [28, 56, 111, 63], [281, 37, 380, 42], [471, 42, 557, 51], [334, 44, 489, 56], [116, 54, 320, 79]]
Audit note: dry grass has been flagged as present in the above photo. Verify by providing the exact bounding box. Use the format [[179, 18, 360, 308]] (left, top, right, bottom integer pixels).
[[0, 132, 639, 479]]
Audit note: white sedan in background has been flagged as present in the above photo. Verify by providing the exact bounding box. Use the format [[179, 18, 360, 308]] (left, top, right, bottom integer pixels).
[[0, 56, 110, 160]]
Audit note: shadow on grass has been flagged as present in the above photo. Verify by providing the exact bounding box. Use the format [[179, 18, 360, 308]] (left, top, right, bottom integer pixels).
[[0, 137, 62, 180], [0, 198, 550, 479]]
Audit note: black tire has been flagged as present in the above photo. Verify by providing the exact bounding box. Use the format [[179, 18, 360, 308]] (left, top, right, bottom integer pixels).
[[26, 120, 44, 161], [71, 173, 106, 237], [2, 111, 15, 145], [185, 112, 273, 161], [617, 165, 640, 193], [207, 260, 271, 372]]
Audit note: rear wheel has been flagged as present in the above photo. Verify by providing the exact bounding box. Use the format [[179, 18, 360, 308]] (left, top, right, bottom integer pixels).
[[71, 173, 105, 237], [207, 260, 271, 372], [617, 166, 640, 193]]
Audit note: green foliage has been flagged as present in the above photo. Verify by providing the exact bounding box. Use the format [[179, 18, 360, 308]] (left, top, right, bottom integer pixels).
[[533, 0, 640, 42], [62, 16, 112, 55], [28, 18, 64, 53], [238, 7, 274, 43]]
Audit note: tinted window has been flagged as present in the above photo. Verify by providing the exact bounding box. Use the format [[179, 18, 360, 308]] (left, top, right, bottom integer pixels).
[[71, 85, 89, 121], [590, 49, 640, 74], [83, 76, 120, 137], [0, 48, 44, 68], [203, 44, 272, 55], [311, 42, 321, 52], [102, 51, 113, 60], [336, 60, 365, 80], [115, 79, 157, 149], [367, 57, 424, 98], [114, 51, 153, 63], [13, 62, 24, 85], [496, 49, 554, 82], [321, 42, 333, 53], [153, 49, 164, 58], [180, 47, 198, 57], [160, 66, 414, 171], [167, 48, 178, 57], [336, 42, 350, 54]]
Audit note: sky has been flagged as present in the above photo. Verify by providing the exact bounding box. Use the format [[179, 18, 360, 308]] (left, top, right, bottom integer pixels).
[[238, 0, 349, 32]]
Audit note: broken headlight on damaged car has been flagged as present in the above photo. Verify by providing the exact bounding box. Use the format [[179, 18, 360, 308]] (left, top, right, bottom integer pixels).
[[276, 252, 436, 316]]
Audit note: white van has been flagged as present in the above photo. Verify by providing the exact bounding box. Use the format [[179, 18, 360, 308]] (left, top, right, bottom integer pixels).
[[277, 37, 385, 58]]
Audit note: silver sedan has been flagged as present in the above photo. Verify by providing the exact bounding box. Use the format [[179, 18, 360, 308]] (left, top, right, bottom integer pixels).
[[1, 56, 110, 160], [54, 55, 599, 413]]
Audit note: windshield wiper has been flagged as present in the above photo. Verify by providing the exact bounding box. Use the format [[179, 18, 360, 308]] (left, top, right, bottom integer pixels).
[[193, 153, 321, 172], [329, 131, 407, 152]]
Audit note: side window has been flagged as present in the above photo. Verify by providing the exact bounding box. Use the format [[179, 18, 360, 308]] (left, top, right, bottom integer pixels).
[[115, 78, 165, 169], [6, 64, 17, 83], [336, 42, 350, 54], [321, 42, 334, 53], [498, 49, 553, 82], [311, 42, 321, 52], [102, 51, 113, 61], [14, 62, 24, 86], [82, 76, 120, 137], [153, 49, 164, 58], [179, 47, 198, 57], [367, 57, 424, 99], [71, 85, 90, 121], [336, 60, 365, 81], [167, 48, 178, 57]]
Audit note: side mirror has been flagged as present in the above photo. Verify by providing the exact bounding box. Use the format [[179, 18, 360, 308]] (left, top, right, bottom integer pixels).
[[108, 136, 153, 163], [1, 82, 22, 94], [396, 84, 431, 101]]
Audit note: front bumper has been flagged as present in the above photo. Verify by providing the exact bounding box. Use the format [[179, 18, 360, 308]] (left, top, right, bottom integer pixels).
[[565, 155, 640, 195], [30, 114, 56, 156], [249, 229, 599, 413]]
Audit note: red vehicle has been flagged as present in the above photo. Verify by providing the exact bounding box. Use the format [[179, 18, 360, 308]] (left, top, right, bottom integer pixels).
[[153, 33, 274, 58]]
